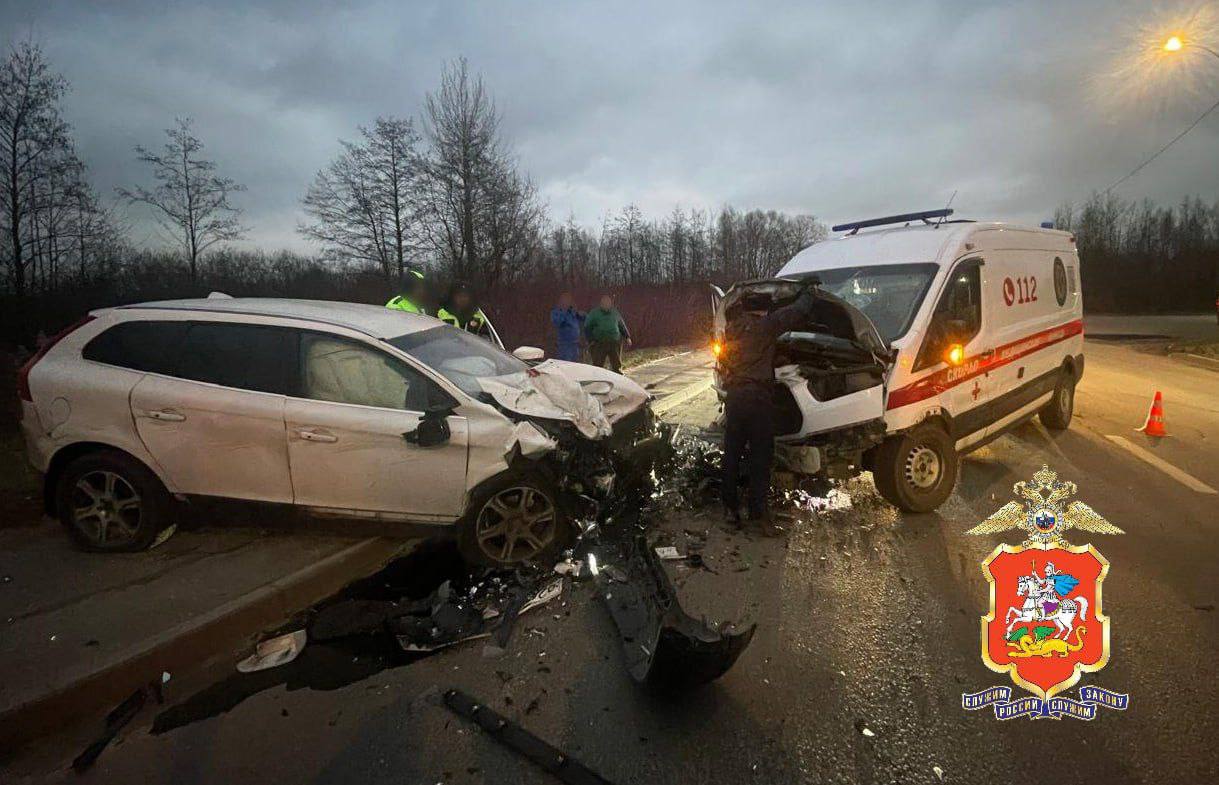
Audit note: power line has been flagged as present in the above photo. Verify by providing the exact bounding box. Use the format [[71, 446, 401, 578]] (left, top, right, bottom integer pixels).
[[1103, 94, 1219, 195]]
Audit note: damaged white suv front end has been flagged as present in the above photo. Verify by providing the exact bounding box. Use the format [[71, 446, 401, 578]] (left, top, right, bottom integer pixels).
[[387, 326, 660, 566]]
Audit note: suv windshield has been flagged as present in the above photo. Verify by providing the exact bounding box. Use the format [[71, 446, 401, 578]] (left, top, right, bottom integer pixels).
[[795, 263, 939, 342], [387, 325, 527, 398]]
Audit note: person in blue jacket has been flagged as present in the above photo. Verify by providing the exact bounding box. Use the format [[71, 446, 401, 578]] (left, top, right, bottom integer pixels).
[[550, 292, 585, 361]]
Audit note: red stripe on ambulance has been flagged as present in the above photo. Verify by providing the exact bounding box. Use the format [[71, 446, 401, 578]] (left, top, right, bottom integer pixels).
[[886, 319, 1083, 411]]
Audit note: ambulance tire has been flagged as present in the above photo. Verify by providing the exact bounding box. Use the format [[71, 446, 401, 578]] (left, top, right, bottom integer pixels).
[[1039, 369, 1075, 431], [872, 423, 958, 513]]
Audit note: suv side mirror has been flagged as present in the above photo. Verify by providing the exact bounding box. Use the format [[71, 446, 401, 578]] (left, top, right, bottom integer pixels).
[[513, 346, 545, 362], [403, 408, 451, 448]]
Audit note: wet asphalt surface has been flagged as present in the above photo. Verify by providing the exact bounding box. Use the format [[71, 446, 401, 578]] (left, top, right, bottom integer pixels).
[[9, 335, 1219, 784]]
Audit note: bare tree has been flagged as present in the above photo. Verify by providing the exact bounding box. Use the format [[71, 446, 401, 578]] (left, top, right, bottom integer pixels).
[[299, 116, 423, 278], [0, 41, 72, 298], [119, 118, 245, 280], [419, 58, 543, 285]]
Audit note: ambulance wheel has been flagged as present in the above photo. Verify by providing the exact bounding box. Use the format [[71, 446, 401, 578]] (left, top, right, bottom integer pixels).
[[872, 424, 957, 513], [1039, 370, 1075, 431], [457, 472, 571, 568]]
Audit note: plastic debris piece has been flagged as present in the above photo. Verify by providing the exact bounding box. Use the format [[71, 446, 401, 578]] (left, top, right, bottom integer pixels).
[[934, 765, 944, 781], [443, 688, 617, 785], [236, 630, 307, 673], [72, 685, 154, 771], [393, 578, 563, 653], [599, 535, 755, 688], [653, 546, 682, 560], [150, 524, 178, 549]]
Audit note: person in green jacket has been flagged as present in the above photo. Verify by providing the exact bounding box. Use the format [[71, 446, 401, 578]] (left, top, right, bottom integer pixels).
[[583, 293, 632, 371], [386, 269, 427, 314]]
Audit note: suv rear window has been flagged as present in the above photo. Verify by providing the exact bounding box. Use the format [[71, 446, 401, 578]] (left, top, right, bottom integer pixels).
[[82, 321, 189, 374], [176, 323, 296, 395]]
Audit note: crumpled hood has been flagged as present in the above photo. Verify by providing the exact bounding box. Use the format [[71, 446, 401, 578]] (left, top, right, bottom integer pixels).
[[477, 359, 650, 439]]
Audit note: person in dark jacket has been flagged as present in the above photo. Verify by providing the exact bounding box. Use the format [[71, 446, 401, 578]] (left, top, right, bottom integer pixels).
[[437, 282, 492, 340], [550, 292, 585, 361], [583, 294, 631, 371], [720, 287, 817, 523]]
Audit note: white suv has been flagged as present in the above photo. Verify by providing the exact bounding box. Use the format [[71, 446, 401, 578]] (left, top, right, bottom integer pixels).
[[19, 298, 652, 565]]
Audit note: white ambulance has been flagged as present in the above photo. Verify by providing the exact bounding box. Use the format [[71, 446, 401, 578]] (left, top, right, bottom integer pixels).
[[712, 209, 1084, 512]]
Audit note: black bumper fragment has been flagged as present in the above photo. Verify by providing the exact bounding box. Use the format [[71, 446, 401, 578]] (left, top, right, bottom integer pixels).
[[598, 535, 755, 688]]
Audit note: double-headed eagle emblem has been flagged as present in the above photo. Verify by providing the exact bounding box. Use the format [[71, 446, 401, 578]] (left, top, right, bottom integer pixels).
[[966, 465, 1123, 546]]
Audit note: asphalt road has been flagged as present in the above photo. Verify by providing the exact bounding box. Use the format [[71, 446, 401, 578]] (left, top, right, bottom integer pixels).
[[11, 318, 1219, 785]]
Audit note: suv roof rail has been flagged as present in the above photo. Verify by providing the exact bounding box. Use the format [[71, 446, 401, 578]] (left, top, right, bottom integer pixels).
[[832, 209, 969, 235]]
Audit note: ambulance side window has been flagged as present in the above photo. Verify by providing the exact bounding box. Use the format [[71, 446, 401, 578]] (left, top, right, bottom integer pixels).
[[915, 263, 982, 370]]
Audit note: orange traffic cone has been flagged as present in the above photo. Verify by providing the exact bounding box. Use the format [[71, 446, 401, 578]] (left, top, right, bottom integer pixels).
[[1137, 391, 1167, 437]]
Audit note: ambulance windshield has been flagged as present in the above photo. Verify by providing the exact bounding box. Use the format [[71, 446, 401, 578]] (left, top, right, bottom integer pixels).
[[801, 263, 939, 343]]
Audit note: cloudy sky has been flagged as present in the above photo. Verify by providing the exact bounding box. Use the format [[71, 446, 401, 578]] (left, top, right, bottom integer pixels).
[[4, 0, 1218, 250]]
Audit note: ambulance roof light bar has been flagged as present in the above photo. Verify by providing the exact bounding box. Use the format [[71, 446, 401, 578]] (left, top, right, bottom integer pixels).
[[832, 208, 957, 235]]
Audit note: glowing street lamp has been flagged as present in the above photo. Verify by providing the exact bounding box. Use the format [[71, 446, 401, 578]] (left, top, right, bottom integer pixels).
[[1160, 33, 1219, 60]]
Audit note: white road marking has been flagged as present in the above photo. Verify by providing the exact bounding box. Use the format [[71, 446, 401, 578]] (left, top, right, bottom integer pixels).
[[1104, 435, 1218, 494], [626, 349, 694, 372], [653, 379, 714, 415]]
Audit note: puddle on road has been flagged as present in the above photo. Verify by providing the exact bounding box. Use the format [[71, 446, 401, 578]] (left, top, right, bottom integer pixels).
[[152, 539, 470, 734]]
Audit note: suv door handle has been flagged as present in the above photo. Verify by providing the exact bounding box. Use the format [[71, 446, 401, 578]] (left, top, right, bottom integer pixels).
[[297, 428, 338, 443], [146, 409, 185, 422]]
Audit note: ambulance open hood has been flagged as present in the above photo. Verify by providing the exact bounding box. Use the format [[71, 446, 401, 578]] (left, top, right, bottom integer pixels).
[[714, 278, 892, 362]]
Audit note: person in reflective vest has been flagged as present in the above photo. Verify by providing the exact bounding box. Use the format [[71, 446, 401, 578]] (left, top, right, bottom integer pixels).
[[386, 269, 427, 314], [438, 282, 492, 339]]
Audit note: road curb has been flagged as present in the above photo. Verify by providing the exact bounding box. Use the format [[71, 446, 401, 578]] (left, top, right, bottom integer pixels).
[[0, 536, 409, 755], [1171, 352, 1219, 372]]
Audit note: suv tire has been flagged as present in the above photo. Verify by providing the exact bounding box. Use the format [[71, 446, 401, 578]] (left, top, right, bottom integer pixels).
[[872, 423, 958, 513], [1039, 369, 1075, 431], [55, 451, 173, 552], [457, 471, 571, 568]]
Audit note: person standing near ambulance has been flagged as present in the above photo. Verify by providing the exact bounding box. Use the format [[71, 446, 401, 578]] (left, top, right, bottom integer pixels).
[[719, 286, 817, 524]]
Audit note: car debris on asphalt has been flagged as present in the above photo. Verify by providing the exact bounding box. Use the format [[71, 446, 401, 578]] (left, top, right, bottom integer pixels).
[[72, 676, 167, 772], [236, 630, 307, 673], [301, 570, 566, 655], [596, 534, 756, 688], [442, 687, 617, 785]]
